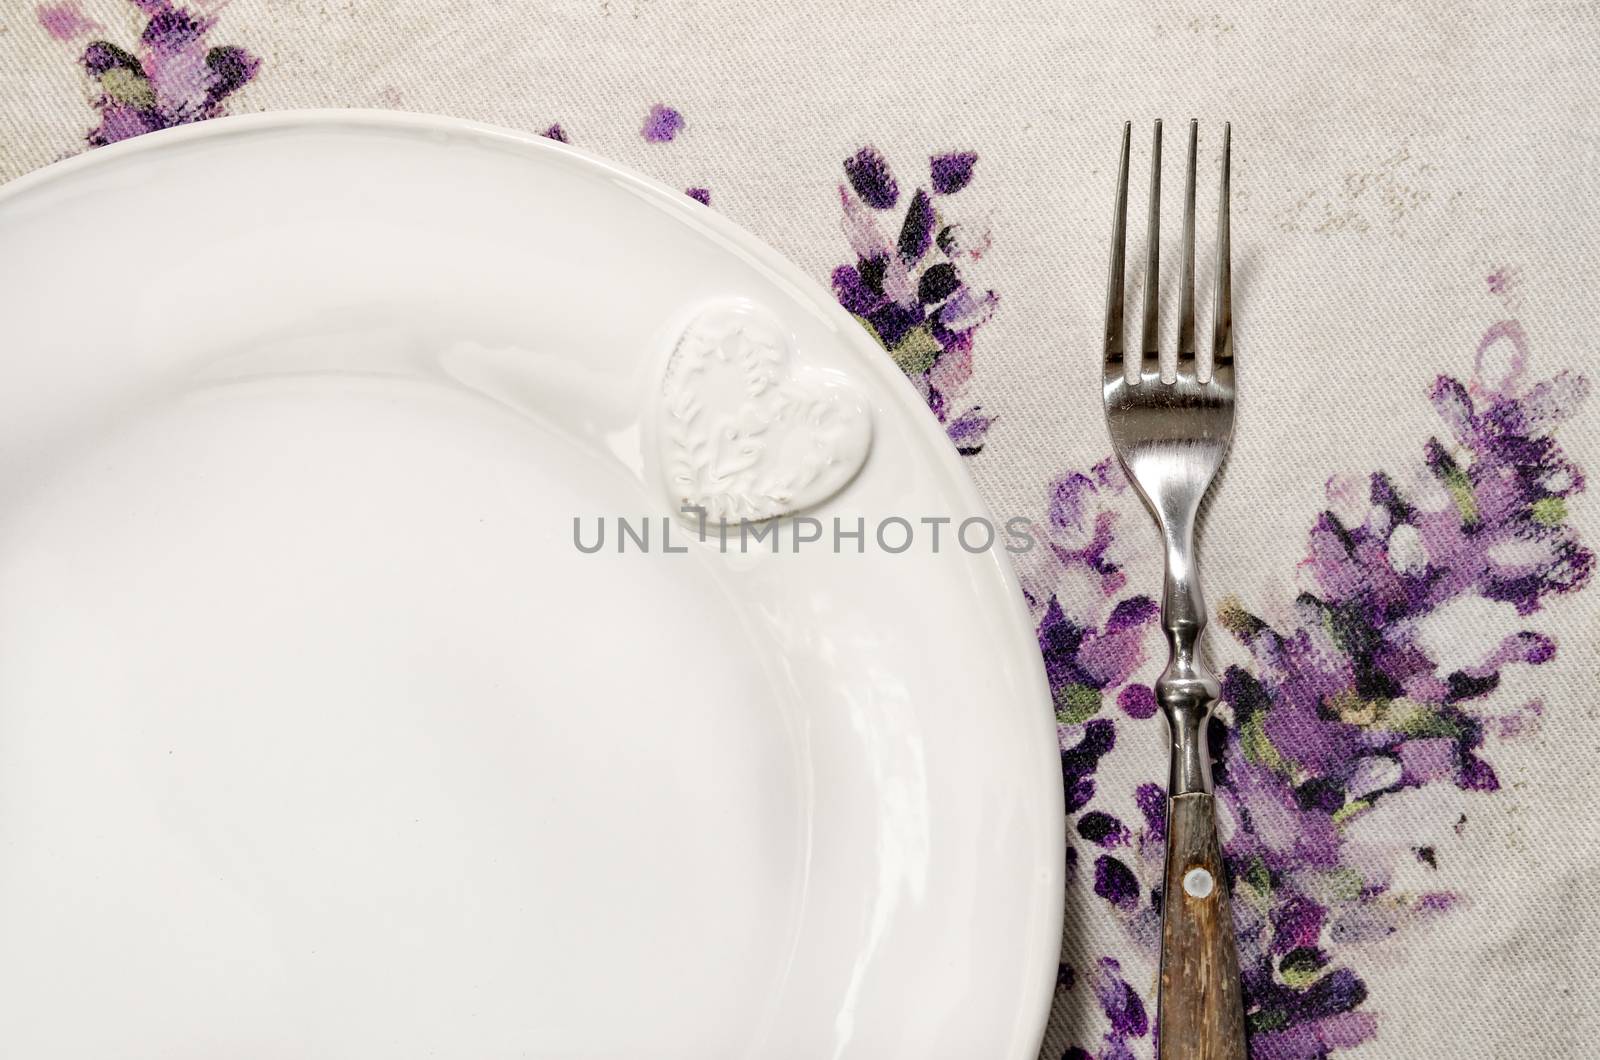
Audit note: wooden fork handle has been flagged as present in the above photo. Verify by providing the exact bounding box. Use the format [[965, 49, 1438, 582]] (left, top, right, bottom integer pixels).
[[1158, 792, 1246, 1060]]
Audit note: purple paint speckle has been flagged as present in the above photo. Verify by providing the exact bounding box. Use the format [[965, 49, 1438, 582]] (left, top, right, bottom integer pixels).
[[1117, 683, 1158, 719], [535, 120, 710, 206], [930, 150, 977, 194], [1134, 782, 1167, 840], [36, 1, 101, 40], [1092, 957, 1150, 1045], [1106, 595, 1158, 632], [1093, 855, 1139, 911], [1060, 718, 1116, 814], [897, 188, 935, 261], [641, 103, 684, 143], [944, 407, 994, 455], [843, 146, 899, 210], [81, 39, 135, 76], [1077, 810, 1130, 848]]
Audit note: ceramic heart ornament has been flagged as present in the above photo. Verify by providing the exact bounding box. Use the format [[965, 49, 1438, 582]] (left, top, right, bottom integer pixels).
[[657, 300, 873, 523]]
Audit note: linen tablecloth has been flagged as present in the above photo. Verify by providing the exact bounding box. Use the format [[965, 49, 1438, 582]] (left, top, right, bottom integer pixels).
[[3, 2, 1597, 1056]]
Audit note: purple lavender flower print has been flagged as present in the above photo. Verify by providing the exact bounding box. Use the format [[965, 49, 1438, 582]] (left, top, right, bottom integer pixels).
[[1039, 318, 1590, 1058], [42, 0, 260, 148], [832, 147, 997, 454]]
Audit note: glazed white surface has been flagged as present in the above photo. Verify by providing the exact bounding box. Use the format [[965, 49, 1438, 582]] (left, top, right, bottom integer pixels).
[[0, 113, 1061, 1059]]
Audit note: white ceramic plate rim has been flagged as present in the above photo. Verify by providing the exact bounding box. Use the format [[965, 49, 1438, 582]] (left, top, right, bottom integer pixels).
[[0, 109, 1063, 1056]]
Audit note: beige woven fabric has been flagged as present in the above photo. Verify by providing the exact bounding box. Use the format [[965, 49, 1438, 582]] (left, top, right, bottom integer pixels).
[[2, 1, 1598, 1056]]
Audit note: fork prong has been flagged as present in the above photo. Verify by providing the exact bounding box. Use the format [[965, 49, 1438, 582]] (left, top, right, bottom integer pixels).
[[1140, 121, 1161, 377], [1211, 122, 1233, 376], [1103, 122, 1131, 371], [1177, 119, 1198, 364]]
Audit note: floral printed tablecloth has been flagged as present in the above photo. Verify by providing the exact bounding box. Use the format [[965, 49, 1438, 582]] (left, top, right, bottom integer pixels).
[[2, 2, 1597, 1057]]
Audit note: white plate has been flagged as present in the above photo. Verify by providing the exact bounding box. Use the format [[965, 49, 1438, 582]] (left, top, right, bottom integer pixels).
[[0, 112, 1061, 1058]]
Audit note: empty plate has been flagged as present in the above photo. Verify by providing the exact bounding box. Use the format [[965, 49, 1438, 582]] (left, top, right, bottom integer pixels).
[[0, 112, 1062, 1058]]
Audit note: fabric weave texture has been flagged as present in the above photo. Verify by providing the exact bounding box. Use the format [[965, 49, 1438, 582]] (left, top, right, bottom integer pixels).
[[2, 1, 1598, 1057]]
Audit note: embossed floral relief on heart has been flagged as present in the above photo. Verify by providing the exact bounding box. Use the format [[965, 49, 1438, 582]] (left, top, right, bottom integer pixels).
[[658, 301, 873, 524]]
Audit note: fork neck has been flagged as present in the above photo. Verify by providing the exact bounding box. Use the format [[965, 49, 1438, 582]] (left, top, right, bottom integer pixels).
[[1155, 507, 1221, 797]]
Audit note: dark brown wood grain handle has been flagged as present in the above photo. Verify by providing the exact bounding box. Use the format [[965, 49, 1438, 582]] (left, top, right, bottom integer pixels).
[[1158, 792, 1246, 1060]]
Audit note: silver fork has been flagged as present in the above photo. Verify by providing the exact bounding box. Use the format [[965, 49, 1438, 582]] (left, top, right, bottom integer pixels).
[[1101, 120, 1245, 1059]]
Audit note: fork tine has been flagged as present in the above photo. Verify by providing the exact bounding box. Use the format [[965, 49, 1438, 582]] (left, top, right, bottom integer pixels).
[[1103, 122, 1131, 371], [1141, 120, 1161, 377], [1211, 123, 1233, 375], [1177, 119, 1197, 364]]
